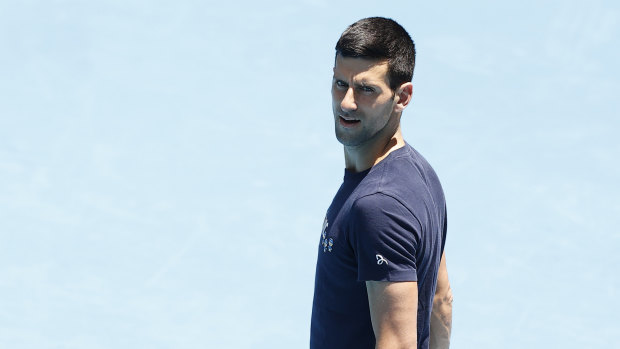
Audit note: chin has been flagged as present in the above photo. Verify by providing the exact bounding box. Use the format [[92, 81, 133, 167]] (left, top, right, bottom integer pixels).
[[335, 133, 364, 147]]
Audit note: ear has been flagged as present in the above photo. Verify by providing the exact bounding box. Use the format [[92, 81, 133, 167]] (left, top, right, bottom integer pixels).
[[394, 82, 413, 113]]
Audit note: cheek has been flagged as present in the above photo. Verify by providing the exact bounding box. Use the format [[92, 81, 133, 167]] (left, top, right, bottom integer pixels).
[[370, 95, 394, 111], [332, 92, 347, 111], [331, 92, 339, 105], [331, 88, 344, 100]]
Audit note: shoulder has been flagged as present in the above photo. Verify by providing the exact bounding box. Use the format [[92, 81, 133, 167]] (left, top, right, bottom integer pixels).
[[351, 192, 411, 218], [380, 144, 445, 208], [349, 193, 421, 237], [387, 144, 436, 184]]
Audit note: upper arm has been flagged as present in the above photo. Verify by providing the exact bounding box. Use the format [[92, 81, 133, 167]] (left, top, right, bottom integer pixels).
[[366, 280, 418, 349], [350, 194, 421, 282], [352, 194, 421, 347]]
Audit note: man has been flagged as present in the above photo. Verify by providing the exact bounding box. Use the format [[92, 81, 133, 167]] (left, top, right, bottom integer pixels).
[[310, 17, 453, 349]]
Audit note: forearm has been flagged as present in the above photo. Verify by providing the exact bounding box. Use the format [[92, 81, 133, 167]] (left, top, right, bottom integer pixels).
[[429, 288, 452, 349]]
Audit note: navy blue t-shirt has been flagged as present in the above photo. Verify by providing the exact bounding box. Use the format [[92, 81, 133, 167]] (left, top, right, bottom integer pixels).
[[310, 143, 447, 349]]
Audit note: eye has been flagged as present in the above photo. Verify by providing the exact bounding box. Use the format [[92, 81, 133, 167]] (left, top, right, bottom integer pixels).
[[335, 80, 348, 88], [359, 86, 375, 93]]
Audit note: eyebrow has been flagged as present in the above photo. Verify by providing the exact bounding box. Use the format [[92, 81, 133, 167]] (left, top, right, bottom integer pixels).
[[333, 76, 381, 88], [356, 81, 379, 87], [353, 80, 383, 91]]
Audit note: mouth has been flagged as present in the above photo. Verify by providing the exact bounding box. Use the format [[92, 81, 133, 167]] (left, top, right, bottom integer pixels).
[[339, 115, 361, 127]]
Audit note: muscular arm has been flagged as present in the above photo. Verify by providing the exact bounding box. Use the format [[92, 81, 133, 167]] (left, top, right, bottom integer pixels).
[[366, 281, 418, 349], [429, 252, 453, 349]]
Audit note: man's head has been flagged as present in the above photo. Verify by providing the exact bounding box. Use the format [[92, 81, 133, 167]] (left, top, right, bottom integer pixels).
[[335, 17, 415, 91], [332, 17, 415, 148]]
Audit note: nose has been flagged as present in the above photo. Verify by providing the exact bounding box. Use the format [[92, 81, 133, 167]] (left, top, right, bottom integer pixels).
[[340, 87, 357, 112]]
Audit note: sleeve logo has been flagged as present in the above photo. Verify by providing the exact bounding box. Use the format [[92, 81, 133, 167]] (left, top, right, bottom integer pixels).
[[376, 254, 388, 265]]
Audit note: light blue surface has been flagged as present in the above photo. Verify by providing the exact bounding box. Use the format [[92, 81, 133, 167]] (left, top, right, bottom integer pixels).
[[1, 1, 619, 347]]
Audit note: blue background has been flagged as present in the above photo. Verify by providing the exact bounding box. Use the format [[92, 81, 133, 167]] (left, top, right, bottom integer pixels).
[[1, 0, 618, 347]]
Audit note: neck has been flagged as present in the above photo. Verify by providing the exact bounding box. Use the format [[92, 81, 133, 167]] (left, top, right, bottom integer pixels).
[[343, 125, 405, 173]]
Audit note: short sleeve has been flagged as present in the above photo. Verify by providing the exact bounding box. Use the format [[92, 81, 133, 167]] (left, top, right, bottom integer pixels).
[[349, 193, 422, 282]]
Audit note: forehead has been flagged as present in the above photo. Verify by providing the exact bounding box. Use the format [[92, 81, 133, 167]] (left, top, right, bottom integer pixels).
[[333, 55, 389, 84]]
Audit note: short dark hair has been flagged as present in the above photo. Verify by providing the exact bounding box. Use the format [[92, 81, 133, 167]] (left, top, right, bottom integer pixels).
[[335, 17, 416, 91]]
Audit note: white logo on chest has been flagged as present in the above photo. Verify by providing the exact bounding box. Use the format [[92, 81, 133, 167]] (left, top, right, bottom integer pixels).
[[321, 217, 333, 253]]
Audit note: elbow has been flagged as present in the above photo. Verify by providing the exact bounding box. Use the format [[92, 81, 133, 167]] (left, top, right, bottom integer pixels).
[[432, 286, 453, 329], [434, 286, 453, 307]]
